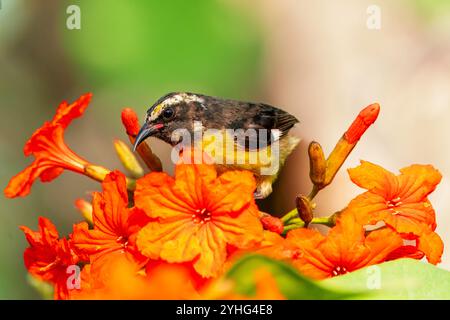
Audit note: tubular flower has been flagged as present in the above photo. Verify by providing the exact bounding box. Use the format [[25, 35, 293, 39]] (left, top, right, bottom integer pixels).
[[4, 94, 92, 198], [285, 212, 404, 279], [72, 171, 149, 266], [135, 161, 264, 278], [21, 217, 79, 300], [347, 161, 443, 264]]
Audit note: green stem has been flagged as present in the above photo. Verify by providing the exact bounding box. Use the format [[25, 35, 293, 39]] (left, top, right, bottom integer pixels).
[[308, 184, 320, 200], [282, 222, 305, 233], [310, 216, 335, 227], [289, 218, 303, 224], [282, 215, 335, 234], [280, 207, 299, 223]]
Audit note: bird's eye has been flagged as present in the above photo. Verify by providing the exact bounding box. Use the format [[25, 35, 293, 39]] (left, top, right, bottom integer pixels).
[[162, 107, 175, 120]]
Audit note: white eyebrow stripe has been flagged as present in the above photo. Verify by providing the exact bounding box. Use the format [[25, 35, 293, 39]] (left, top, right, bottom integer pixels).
[[164, 93, 205, 106], [149, 93, 206, 121]]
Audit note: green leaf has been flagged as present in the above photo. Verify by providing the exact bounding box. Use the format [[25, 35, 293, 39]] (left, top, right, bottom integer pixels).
[[225, 254, 358, 299], [323, 259, 450, 299]]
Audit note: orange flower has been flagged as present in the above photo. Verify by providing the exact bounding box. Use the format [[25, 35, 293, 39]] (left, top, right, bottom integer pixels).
[[285, 212, 404, 279], [72, 171, 149, 267], [70, 254, 200, 300], [5, 94, 92, 198], [385, 245, 425, 261], [226, 231, 292, 269], [135, 161, 264, 278], [249, 269, 285, 300], [21, 217, 79, 299], [347, 161, 443, 264], [205, 268, 285, 300]]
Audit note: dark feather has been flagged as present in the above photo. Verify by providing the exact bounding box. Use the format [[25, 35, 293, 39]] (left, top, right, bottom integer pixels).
[[230, 102, 299, 150]]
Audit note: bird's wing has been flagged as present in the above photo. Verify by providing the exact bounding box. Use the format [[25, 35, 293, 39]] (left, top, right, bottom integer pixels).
[[234, 103, 299, 151]]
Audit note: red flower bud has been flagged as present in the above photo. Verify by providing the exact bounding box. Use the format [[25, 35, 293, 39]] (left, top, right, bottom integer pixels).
[[261, 215, 284, 234], [344, 103, 380, 144], [121, 108, 141, 137]]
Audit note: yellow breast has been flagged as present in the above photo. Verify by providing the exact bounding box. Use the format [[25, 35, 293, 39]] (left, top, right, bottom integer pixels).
[[194, 130, 300, 179]]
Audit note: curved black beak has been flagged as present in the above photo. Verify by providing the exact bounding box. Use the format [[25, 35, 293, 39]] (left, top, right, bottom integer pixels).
[[133, 123, 163, 151]]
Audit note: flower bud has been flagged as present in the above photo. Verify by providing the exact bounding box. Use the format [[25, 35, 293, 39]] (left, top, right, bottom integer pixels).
[[296, 195, 313, 227], [324, 103, 380, 186], [344, 103, 380, 144], [261, 215, 284, 234], [121, 108, 163, 172], [75, 198, 93, 226], [308, 141, 326, 188], [114, 139, 144, 178], [121, 108, 140, 136]]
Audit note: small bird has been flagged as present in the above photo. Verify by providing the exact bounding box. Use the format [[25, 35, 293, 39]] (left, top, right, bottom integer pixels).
[[134, 92, 300, 199]]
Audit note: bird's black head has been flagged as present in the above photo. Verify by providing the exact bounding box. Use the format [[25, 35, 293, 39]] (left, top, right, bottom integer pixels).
[[133, 92, 207, 149]]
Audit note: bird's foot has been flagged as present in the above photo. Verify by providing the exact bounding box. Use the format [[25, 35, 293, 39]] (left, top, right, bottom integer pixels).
[[254, 182, 273, 199]]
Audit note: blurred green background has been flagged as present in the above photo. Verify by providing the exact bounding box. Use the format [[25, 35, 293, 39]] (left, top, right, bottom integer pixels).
[[1, 0, 450, 298]]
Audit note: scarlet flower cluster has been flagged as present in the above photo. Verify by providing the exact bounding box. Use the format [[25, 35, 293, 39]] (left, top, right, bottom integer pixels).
[[5, 94, 443, 299]]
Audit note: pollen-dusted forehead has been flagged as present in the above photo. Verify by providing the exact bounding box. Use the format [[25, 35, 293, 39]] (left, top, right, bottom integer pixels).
[[147, 93, 205, 121]]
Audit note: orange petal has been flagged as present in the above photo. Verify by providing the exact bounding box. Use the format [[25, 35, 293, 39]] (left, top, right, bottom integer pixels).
[[417, 229, 443, 265], [346, 192, 390, 225], [396, 201, 436, 229], [397, 165, 442, 203], [72, 221, 120, 261], [213, 208, 263, 248], [252, 268, 285, 300], [5, 97, 91, 198], [72, 171, 147, 264], [348, 160, 398, 198], [357, 227, 403, 268], [5, 161, 62, 198], [135, 172, 194, 218], [136, 217, 197, 261], [322, 212, 369, 266], [21, 216, 59, 247], [173, 162, 217, 208], [40, 167, 64, 182], [286, 228, 333, 279], [193, 224, 228, 277], [97, 171, 129, 233], [207, 170, 256, 215], [52, 93, 92, 129], [386, 245, 425, 261]]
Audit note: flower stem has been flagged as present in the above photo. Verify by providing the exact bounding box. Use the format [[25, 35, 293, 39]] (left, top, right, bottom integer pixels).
[[281, 215, 336, 234], [308, 185, 320, 200], [310, 216, 335, 227], [281, 185, 319, 224], [283, 222, 305, 233], [288, 218, 303, 224], [280, 207, 299, 223]]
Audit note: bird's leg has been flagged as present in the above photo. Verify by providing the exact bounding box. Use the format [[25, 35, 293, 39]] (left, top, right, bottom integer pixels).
[[254, 179, 273, 199]]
